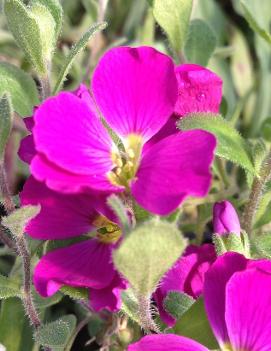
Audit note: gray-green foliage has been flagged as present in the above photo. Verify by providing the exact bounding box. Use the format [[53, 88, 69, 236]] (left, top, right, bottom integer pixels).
[[150, 0, 193, 54], [184, 19, 216, 66], [178, 113, 256, 175], [35, 315, 77, 351], [107, 194, 132, 234], [0, 62, 39, 116], [113, 218, 186, 295], [53, 22, 107, 94], [121, 288, 140, 325], [0, 274, 21, 299], [0, 93, 13, 160], [4, 0, 56, 75], [163, 291, 195, 320], [2, 205, 41, 237]]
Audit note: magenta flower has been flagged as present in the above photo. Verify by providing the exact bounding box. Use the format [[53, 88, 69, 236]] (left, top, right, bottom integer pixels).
[[25, 47, 216, 215], [154, 244, 216, 326], [128, 252, 271, 351], [20, 176, 127, 312], [213, 200, 241, 235], [146, 63, 223, 147]]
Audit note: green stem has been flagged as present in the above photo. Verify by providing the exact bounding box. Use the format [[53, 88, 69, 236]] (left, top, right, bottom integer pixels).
[[136, 294, 159, 334], [0, 161, 15, 214], [242, 147, 271, 235]]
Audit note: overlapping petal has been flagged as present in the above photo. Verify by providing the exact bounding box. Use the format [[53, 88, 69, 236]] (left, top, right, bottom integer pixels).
[[175, 64, 222, 116], [127, 334, 209, 351], [132, 130, 216, 215], [154, 244, 216, 326], [34, 239, 116, 297], [92, 46, 178, 141], [20, 176, 100, 239]]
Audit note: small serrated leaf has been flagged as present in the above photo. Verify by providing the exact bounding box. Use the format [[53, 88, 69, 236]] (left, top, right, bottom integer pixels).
[[2, 205, 41, 237], [53, 22, 107, 94], [0, 62, 39, 116], [178, 113, 256, 175], [151, 0, 193, 54], [184, 19, 216, 66], [163, 291, 194, 320], [113, 218, 186, 295], [0, 93, 13, 160], [35, 315, 77, 350]]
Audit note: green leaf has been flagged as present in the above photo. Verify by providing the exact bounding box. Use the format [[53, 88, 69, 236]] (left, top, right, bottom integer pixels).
[[0, 298, 34, 351], [0, 93, 13, 160], [53, 22, 107, 94], [113, 218, 186, 295], [0, 274, 21, 299], [151, 0, 193, 54], [33, 289, 62, 309], [213, 233, 250, 257], [184, 19, 216, 66], [178, 113, 255, 174], [107, 194, 131, 234], [82, 0, 98, 22], [35, 315, 77, 351], [253, 232, 271, 258], [261, 118, 271, 142], [174, 297, 218, 349], [163, 291, 195, 320], [240, 0, 271, 44], [60, 286, 89, 300], [0, 62, 39, 116], [4, 0, 56, 74], [2, 205, 41, 237], [121, 288, 140, 325], [31, 0, 63, 39]]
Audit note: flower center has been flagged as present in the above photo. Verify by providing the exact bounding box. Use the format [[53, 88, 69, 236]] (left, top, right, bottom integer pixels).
[[93, 215, 121, 244], [107, 134, 143, 187]]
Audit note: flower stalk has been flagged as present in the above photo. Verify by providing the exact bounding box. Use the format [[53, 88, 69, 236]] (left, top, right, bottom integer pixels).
[[242, 147, 271, 235], [137, 294, 159, 334]]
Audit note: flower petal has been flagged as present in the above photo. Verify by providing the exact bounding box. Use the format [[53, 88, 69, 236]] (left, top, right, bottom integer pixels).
[[92, 46, 177, 141], [18, 134, 36, 164], [154, 244, 216, 326], [90, 274, 127, 312], [33, 92, 113, 176], [31, 154, 121, 193], [127, 334, 209, 351], [131, 130, 216, 215], [34, 239, 115, 297], [225, 268, 271, 351], [203, 252, 248, 347], [20, 176, 100, 240], [175, 64, 222, 116]]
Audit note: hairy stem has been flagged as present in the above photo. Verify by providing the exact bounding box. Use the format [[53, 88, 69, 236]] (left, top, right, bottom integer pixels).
[[137, 294, 159, 334], [16, 234, 41, 329], [0, 161, 15, 214], [242, 148, 271, 235], [40, 63, 51, 101]]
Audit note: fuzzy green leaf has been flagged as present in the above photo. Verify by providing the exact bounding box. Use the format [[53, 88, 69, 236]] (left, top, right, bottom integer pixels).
[[253, 232, 271, 259], [33, 289, 62, 309], [2, 205, 41, 237], [174, 298, 218, 349], [31, 0, 63, 40], [0, 93, 13, 160], [151, 0, 193, 54], [60, 286, 89, 300], [0, 274, 21, 299], [113, 218, 186, 295], [163, 291, 195, 320], [53, 22, 107, 94], [178, 113, 255, 174], [0, 298, 34, 351], [35, 315, 77, 351], [4, 0, 56, 74], [0, 62, 39, 116], [240, 0, 271, 44], [107, 194, 131, 234], [121, 288, 140, 325], [184, 19, 216, 66]]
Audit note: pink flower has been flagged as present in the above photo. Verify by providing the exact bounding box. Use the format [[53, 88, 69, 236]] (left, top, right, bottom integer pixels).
[[20, 176, 127, 312], [146, 64, 223, 147], [154, 244, 216, 326], [23, 47, 216, 216], [213, 200, 241, 235], [128, 252, 271, 351]]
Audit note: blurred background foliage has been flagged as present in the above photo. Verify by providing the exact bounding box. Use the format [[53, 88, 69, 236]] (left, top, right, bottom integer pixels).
[[1, 0, 271, 350]]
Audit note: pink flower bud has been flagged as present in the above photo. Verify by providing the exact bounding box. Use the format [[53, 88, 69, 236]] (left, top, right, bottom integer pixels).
[[213, 201, 241, 235]]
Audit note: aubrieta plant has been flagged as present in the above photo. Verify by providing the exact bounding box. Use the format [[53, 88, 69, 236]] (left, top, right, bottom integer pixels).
[[1, 1, 271, 350]]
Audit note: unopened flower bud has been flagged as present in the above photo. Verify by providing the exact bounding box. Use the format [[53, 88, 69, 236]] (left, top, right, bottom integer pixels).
[[213, 201, 240, 235]]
